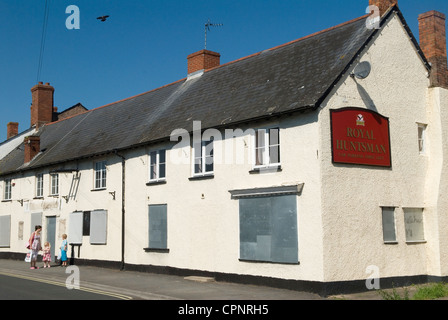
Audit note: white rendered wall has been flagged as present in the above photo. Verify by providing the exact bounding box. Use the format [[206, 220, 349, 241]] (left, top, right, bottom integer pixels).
[[319, 14, 437, 282]]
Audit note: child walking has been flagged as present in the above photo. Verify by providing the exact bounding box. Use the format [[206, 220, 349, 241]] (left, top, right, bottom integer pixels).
[[42, 242, 51, 268], [60, 234, 68, 267]]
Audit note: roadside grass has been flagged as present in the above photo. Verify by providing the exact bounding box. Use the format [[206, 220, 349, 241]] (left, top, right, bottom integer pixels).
[[379, 282, 448, 300]]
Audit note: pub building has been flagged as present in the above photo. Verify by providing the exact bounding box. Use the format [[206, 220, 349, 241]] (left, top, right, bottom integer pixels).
[[1, 0, 448, 296]]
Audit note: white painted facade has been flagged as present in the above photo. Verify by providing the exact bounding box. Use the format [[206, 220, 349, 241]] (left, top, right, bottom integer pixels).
[[1, 11, 448, 293]]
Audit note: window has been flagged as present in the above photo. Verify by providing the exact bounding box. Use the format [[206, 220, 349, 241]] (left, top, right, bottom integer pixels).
[[0, 215, 11, 248], [193, 139, 214, 176], [149, 150, 166, 182], [83, 211, 91, 236], [68, 211, 83, 245], [147, 204, 168, 251], [94, 161, 107, 189], [254, 128, 280, 167], [404, 208, 425, 242], [36, 174, 44, 198], [68, 210, 107, 245], [90, 210, 107, 245], [418, 124, 427, 154], [50, 174, 59, 196], [239, 195, 298, 264], [4, 179, 11, 201], [381, 207, 397, 243]]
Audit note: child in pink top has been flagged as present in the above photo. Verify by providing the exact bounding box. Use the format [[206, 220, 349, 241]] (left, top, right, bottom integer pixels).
[[42, 241, 51, 268]]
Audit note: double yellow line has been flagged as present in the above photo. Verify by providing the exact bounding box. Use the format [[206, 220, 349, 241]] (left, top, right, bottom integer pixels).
[[0, 271, 133, 300]]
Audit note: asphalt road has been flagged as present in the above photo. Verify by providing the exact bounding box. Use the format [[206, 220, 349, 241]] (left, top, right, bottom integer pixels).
[[0, 273, 126, 300], [0, 259, 325, 301]]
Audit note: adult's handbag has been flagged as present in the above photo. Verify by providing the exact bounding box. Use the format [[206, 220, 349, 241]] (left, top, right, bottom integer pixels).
[[25, 251, 31, 263]]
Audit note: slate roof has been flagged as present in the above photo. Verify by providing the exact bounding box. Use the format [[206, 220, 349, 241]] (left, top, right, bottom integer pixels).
[[0, 8, 413, 176]]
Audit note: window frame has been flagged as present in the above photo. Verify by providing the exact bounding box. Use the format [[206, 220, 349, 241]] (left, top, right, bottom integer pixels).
[[145, 204, 169, 253], [0, 215, 11, 248], [253, 127, 281, 169], [36, 173, 44, 198], [94, 160, 107, 190], [238, 194, 298, 264], [50, 173, 59, 196], [148, 149, 167, 183], [90, 210, 108, 245], [404, 208, 426, 243], [192, 139, 214, 177], [3, 179, 12, 201], [417, 123, 427, 155], [381, 207, 397, 244]]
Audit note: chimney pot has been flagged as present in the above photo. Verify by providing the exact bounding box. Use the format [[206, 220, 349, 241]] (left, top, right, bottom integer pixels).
[[187, 50, 220, 75], [7, 122, 19, 140]]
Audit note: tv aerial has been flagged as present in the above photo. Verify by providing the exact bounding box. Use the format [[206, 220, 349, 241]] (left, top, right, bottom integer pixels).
[[205, 19, 223, 50]]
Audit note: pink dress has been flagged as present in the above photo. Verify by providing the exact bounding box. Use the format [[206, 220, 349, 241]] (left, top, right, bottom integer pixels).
[[30, 233, 41, 261], [42, 247, 51, 262]]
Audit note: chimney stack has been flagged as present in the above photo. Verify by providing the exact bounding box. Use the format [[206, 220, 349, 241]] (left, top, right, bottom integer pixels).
[[24, 136, 40, 163], [31, 82, 55, 129], [187, 50, 220, 74], [7, 122, 19, 140], [369, 0, 398, 17], [419, 11, 448, 88]]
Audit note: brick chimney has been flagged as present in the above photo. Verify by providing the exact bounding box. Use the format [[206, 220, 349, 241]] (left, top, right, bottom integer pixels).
[[187, 50, 220, 74], [24, 136, 40, 163], [369, 0, 398, 17], [419, 11, 448, 88], [31, 82, 55, 129], [7, 122, 19, 140]]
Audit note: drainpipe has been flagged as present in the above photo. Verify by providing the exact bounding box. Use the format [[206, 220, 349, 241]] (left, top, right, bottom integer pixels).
[[114, 149, 126, 271]]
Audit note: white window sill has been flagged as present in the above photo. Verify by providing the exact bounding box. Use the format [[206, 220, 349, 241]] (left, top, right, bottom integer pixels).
[[405, 240, 426, 244], [146, 179, 167, 186], [250, 165, 282, 174], [189, 173, 214, 181], [91, 188, 107, 192]]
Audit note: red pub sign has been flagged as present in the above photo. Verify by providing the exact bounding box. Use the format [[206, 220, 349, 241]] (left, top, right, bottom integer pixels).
[[330, 108, 391, 167]]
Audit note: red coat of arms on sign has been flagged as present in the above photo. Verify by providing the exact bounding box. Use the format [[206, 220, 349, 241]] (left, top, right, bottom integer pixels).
[[330, 108, 391, 167]]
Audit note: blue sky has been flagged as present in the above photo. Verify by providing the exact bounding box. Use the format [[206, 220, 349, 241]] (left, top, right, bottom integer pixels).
[[1, 0, 447, 142]]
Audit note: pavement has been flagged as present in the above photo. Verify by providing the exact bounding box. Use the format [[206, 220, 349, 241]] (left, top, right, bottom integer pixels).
[[0, 258, 385, 301]]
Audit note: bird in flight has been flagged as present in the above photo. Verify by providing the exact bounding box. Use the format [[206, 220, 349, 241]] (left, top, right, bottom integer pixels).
[[97, 15, 110, 22]]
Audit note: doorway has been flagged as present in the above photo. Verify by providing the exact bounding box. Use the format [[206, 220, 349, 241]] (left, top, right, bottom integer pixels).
[[46, 217, 56, 262]]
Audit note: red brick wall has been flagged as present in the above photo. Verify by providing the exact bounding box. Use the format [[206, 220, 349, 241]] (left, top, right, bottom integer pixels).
[[419, 11, 448, 88], [30, 82, 54, 128], [187, 50, 220, 74], [369, 0, 398, 16], [7, 122, 18, 140], [24, 136, 40, 163]]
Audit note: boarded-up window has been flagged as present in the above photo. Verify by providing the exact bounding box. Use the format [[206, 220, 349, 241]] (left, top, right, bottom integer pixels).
[[30, 212, 42, 234], [90, 210, 107, 245], [239, 195, 298, 264], [404, 208, 425, 242], [148, 205, 167, 249], [68, 211, 83, 244], [0, 215, 11, 247], [381, 207, 397, 243]]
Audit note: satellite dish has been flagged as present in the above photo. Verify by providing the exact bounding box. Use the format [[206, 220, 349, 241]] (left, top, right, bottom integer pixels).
[[351, 61, 371, 79]]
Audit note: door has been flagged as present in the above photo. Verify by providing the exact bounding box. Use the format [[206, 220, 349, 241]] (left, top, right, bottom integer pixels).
[[46, 217, 56, 262]]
